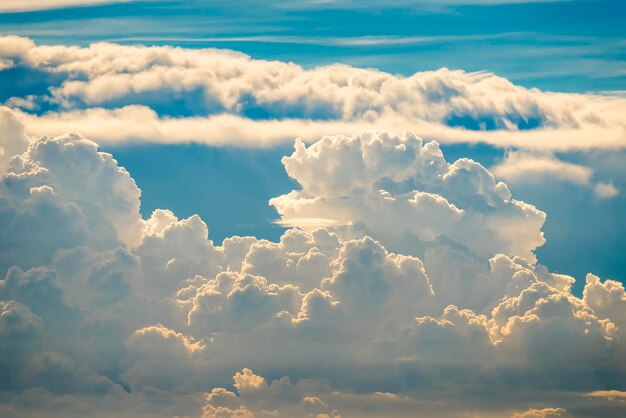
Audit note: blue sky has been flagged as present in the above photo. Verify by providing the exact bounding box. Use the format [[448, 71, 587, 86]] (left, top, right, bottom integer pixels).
[[1, 0, 625, 91]]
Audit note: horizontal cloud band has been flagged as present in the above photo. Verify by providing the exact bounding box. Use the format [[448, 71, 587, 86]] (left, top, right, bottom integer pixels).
[[1, 36, 626, 150]]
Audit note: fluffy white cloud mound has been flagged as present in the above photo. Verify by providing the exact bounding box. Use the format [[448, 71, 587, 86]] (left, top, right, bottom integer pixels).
[[272, 131, 546, 261], [0, 129, 624, 417], [0, 130, 144, 274], [0, 106, 30, 174]]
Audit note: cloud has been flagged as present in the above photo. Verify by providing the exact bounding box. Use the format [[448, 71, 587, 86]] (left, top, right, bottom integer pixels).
[[122, 324, 206, 392], [583, 273, 626, 347], [594, 181, 620, 199], [1, 36, 626, 151], [0, 299, 41, 337], [0, 131, 144, 275], [200, 368, 337, 418], [201, 367, 586, 418], [9, 105, 626, 151], [586, 390, 626, 401], [0, 127, 624, 417], [511, 408, 568, 418], [492, 151, 593, 185], [271, 131, 546, 262], [0, 0, 135, 13], [0, 107, 30, 174], [124, 33, 539, 49], [491, 151, 626, 200]]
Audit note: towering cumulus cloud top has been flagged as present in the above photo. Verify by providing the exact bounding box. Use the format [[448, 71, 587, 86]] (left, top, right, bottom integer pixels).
[[0, 104, 625, 417], [0, 130, 143, 275], [272, 131, 545, 261]]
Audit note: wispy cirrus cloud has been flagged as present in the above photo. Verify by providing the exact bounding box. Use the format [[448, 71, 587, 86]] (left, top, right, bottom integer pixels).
[[113, 32, 536, 47]]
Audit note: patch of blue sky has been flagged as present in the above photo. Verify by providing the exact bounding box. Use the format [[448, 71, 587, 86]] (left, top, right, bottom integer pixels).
[[1, 0, 625, 91], [104, 143, 297, 243]]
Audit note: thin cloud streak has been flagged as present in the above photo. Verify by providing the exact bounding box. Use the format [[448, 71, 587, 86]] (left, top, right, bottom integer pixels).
[[11, 107, 626, 151], [0, 0, 138, 13], [112, 32, 535, 47]]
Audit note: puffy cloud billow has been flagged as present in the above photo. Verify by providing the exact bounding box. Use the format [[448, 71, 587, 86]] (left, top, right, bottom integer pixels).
[[0, 99, 625, 417], [271, 131, 546, 262], [1, 36, 626, 151]]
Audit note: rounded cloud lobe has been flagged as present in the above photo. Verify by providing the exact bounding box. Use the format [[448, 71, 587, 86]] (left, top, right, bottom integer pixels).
[[0, 109, 625, 417], [272, 131, 546, 262]]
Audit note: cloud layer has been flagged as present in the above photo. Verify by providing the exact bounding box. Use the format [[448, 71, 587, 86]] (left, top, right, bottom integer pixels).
[[1, 104, 624, 417], [1, 36, 626, 151]]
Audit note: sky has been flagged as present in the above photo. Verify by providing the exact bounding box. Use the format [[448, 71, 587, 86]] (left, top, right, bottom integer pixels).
[[0, 1, 625, 418]]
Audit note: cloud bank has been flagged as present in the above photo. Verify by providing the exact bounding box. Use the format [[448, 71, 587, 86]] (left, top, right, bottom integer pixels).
[[1, 36, 626, 151], [1, 105, 624, 416]]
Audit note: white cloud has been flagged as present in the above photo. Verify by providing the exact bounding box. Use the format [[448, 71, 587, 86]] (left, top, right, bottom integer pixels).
[[0, 127, 624, 417], [123, 324, 206, 392], [0, 107, 30, 174], [0, 0, 135, 13], [0, 130, 144, 275], [511, 408, 568, 418], [0, 299, 41, 337], [492, 151, 593, 185], [1, 36, 626, 151], [10, 105, 626, 151], [594, 181, 620, 199], [492, 151, 625, 198], [271, 131, 546, 262], [200, 368, 338, 418]]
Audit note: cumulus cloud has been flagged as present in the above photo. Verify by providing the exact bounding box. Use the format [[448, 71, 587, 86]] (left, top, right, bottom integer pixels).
[[271, 131, 546, 262], [0, 131, 144, 275], [1, 36, 626, 151], [0, 125, 624, 417], [511, 408, 568, 418], [0, 107, 29, 174], [200, 368, 337, 418]]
